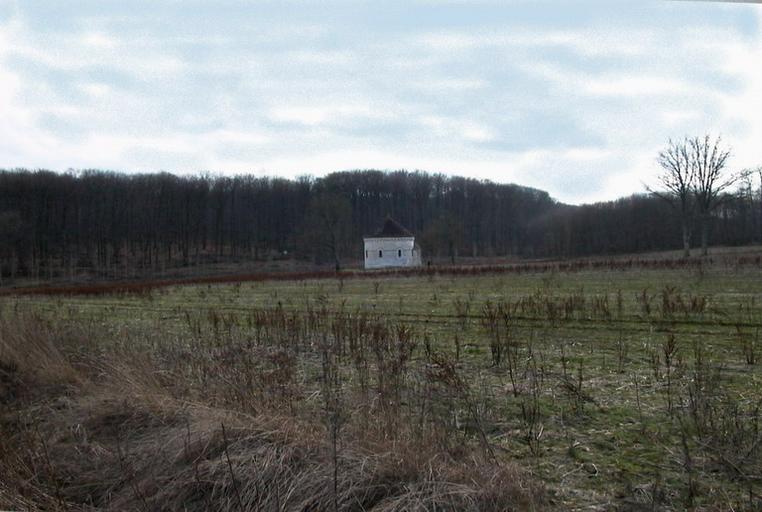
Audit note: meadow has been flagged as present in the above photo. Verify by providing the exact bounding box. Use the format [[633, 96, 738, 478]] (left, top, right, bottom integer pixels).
[[2, 255, 762, 510]]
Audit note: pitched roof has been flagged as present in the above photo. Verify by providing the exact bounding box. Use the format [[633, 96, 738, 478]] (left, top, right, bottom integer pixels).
[[372, 216, 414, 237]]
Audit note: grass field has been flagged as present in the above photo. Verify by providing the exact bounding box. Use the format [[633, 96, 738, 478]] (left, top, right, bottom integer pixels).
[[2, 255, 762, 510]]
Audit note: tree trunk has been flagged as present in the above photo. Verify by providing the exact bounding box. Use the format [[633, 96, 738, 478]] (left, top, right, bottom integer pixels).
[[700, 217, 709, 257], [681, 220, 691, 258], [331, 234, 340, 271]]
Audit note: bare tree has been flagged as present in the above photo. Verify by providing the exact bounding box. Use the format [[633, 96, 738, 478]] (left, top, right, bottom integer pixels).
[[421, 213, 464, 264], [747, 165, 762, 240], [302, 192, 353, 271], [689, 135, 734, 256], [650, 138, 695, 257], [0, 211, 23, 286]]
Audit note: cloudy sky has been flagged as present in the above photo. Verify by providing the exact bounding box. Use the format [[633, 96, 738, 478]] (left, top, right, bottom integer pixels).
[[1, 1, 760, 204]]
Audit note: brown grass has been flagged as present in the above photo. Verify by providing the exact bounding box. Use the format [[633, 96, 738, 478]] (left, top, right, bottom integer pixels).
[[5, 250, 762, 298], [0, 315, 546, 511]]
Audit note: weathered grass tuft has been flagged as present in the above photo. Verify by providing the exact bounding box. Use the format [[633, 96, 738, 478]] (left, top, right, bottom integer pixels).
[[0, 315, 81, 399], [0, 314, 546, 511]]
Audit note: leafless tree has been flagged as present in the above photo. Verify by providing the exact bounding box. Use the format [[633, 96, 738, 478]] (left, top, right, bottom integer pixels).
[[689, 135, 734, 256], [302, 191, 353, 271], [421, 213, 464, 264], [756, 167, 762, 243], [650, 138, 695, 257]]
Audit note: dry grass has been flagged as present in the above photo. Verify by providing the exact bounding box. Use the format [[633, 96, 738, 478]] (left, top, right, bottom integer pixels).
[[0, 315, 546, 511], [6, 248, 762, 298], [6, 256, 762, 510]]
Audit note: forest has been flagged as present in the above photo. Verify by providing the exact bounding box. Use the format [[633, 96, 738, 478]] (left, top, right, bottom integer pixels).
[[0, 167, 761, 280]]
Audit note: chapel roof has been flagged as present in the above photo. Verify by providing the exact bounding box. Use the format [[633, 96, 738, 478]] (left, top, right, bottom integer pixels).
[[372, 216, 414, 238]]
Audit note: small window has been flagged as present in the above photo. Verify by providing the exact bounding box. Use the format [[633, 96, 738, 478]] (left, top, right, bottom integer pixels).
[[379, 250, 383, 258], [365, 250, 368, 259], [398, 249, 402, 258]]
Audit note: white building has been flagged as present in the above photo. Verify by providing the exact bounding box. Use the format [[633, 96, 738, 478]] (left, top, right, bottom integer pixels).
[[363, 217, 422, 269]]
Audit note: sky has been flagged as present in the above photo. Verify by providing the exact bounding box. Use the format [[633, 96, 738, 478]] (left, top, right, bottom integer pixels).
[[0, 1, 760, 204]]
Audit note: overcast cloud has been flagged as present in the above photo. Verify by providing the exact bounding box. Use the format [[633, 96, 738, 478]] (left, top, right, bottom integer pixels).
[[1, 0, 760, 204]]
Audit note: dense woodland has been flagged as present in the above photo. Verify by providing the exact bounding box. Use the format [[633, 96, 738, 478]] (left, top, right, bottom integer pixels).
[[1, 168, 761, 280]]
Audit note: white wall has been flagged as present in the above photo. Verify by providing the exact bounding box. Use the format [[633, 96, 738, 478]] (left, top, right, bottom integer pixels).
[[363, 237, 421, 269]]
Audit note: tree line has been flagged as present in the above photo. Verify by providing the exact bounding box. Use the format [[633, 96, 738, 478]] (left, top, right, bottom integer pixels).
[[0, 162, 760, 281]]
